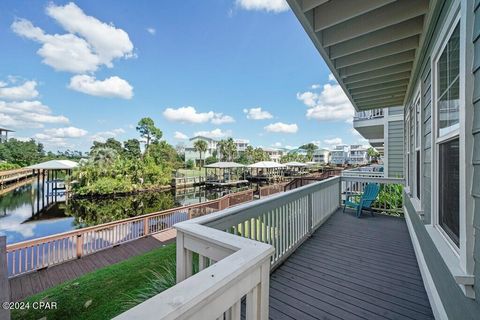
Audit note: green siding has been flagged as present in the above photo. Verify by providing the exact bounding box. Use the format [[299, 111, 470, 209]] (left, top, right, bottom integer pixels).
[[387, 120, 404, 177], [403, 0, 480, 318]]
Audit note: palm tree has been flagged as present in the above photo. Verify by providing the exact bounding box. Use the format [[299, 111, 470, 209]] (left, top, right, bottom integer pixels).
[[245, 145, 255, 163], [193, 140, 208, 168]]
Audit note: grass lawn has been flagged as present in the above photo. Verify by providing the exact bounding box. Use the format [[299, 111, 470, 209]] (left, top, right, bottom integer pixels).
[[12, 244, 176, 320], [177, 168, 203, 177]]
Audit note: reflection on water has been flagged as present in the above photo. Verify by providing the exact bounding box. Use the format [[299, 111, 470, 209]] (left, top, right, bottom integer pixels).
[[0, 179, 249, 244]]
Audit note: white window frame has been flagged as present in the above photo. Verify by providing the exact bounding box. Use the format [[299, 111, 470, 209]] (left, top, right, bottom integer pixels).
[[428, 1, 474, 298], [413, 84, 422, 202]]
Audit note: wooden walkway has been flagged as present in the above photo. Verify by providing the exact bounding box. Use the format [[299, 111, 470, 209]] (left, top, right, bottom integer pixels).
[[269, 209, 434, 320], [9, 229, 176, 302]]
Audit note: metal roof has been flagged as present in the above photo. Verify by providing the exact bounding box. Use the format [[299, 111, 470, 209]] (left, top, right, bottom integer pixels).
[[204, 161, 245, 168], [27, 160, 79, 170], [284, 161, 308, 167], [247, 161, 287, 169]]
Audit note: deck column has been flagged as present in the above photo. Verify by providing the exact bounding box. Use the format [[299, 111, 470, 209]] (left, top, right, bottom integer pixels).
[[307, 193, 313, 234], [0, 236, 10, 320], [76, 234, 83, 258]]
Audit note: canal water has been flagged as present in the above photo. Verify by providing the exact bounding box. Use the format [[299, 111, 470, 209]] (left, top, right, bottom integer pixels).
[[0, 179, 248, 244]]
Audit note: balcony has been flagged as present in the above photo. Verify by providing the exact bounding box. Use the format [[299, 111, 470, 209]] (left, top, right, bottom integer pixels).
[[116, 176, 432, 319], [353, 109, 384, 142]]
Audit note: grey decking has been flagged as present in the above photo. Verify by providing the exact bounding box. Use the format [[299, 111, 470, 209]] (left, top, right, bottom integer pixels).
[[269, 208, 434, 320]]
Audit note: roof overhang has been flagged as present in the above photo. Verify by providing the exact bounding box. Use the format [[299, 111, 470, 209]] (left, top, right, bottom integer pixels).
[[287, 0, 439, 111]]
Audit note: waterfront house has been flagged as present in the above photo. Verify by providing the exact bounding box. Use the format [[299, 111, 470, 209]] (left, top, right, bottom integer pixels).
[[184, 136, 219, 165], [312, 148, 330, 164], [329, 144, 349, 165], [262, 147, 285, 163], [348, 144, 370, 165]]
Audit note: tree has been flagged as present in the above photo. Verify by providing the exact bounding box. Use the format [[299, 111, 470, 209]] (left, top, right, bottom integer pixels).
[[245, 145, 255, 163], [218, 138, 237, 161], [123, 139, 141, 159], [367, 147, 380, 162], [253, 147, 270, 162], [205, 156, 218, 165], [300, 143, 318, 161], [136, 117, 163, 149], [0, 138, 44, 166], [193, 139, 208, 167], [149, 141, 181, 168], [90, 147, 119, 166]]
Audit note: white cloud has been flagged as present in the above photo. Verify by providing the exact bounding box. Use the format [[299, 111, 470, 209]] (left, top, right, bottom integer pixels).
[[194, 128, 232, 139], [297, 83, 354, 122], [236, 0, 289, 13], [45, 3, 134, 67], [243, 107, 273, 120], [273, 142, 282, 147], [211, 113, 235, 124], [328, 73, 336, 82], [163, 106, 234, 124], [34, 126, 88, 147], [264, 122, 298, 134], [311, 84, 321, 89], [90, 128, 125, 142], [0, 100, 69, 128], [324, 137, 343, 146], [11, 2, 134, 73], [311, 140, 322, 146], [350, 128, 361, 136], [68, 75, 133, 99], [0, 80, 39, 100], [174, 131, 188, 140], [43, 126, 88, 138], [163, 106, 213, 123], [146, 27, 156, 35]]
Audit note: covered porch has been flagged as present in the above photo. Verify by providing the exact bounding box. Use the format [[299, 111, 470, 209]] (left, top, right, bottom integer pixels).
[[115, 176, 433, 319]]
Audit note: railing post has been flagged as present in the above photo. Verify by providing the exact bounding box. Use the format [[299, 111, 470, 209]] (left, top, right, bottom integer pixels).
[[76, 234, 83, 259], [176, 230, 192, 283], [307, 193, 313, 234], [143, 217, 149, 236], [0, 236, 10, 320]]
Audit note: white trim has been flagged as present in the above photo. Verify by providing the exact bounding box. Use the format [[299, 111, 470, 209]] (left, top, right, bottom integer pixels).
[[405, 208, 448, 320], [428, 0, 475, 297]]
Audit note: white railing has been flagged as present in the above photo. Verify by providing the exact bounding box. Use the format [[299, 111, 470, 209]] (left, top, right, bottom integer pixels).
[[354, 108, 384, 120], [6, 189, 254, 277], [116, 177, 341, 320], [342, 166, 384, 178]]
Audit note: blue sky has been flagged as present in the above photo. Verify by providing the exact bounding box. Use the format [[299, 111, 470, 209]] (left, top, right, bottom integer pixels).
[[0, 0, 364, 152]]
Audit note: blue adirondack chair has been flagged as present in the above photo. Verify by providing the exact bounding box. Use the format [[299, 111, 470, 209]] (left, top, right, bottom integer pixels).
[[343, 183, 380, 218]]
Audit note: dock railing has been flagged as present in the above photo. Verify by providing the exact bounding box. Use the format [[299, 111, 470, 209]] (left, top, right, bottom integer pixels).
[[5, 189, 254, 278]]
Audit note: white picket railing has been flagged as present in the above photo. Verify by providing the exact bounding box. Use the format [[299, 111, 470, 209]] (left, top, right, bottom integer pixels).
[[116, 177, 341, 320]]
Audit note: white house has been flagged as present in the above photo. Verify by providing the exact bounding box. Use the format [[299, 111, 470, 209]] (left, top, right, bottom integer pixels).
[[312, 148, 330, 164], [348, 145, 370, 165], [184, 136, 218, 165], [330, 145, 349, 165]]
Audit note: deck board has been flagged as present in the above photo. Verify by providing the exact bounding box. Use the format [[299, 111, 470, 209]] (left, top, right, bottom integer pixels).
[[269, 209, 434, 320]]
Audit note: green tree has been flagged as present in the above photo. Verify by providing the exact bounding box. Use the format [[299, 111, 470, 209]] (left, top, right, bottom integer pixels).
[[193, 140, 208, 167], [253, 148, 270, 162], [300, 143, 318, 161], [136, 117, 163, 149], [205, 156, 218, 165], [218, 138, 237, 161], [367, 147, 380, 162], [0, 138, 44, 166], [123, 139, 141, 159]]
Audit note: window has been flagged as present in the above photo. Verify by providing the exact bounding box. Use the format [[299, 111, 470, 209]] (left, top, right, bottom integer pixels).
[[435, 22, 460, 247], [438, 138, 460, 246], [414, 96, 421, 200]]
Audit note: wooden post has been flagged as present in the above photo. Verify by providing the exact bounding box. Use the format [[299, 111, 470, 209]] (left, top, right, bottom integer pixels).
[[0, 236, 11, 320], [307, 193, 313, 234], [76, 234, 83, 259], [143, 217, 149, 236]]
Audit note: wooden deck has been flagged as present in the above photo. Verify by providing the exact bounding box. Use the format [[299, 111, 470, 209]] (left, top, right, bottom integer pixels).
[[269, 209, 434, 320], [9, 229, 176, 302]]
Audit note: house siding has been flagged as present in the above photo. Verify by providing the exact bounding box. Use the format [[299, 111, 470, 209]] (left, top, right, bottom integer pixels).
[[387, 120, 404, 177], [421, 62, 432, 223], [472, 0, 480, 301], [403, 0, 480, 318]]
